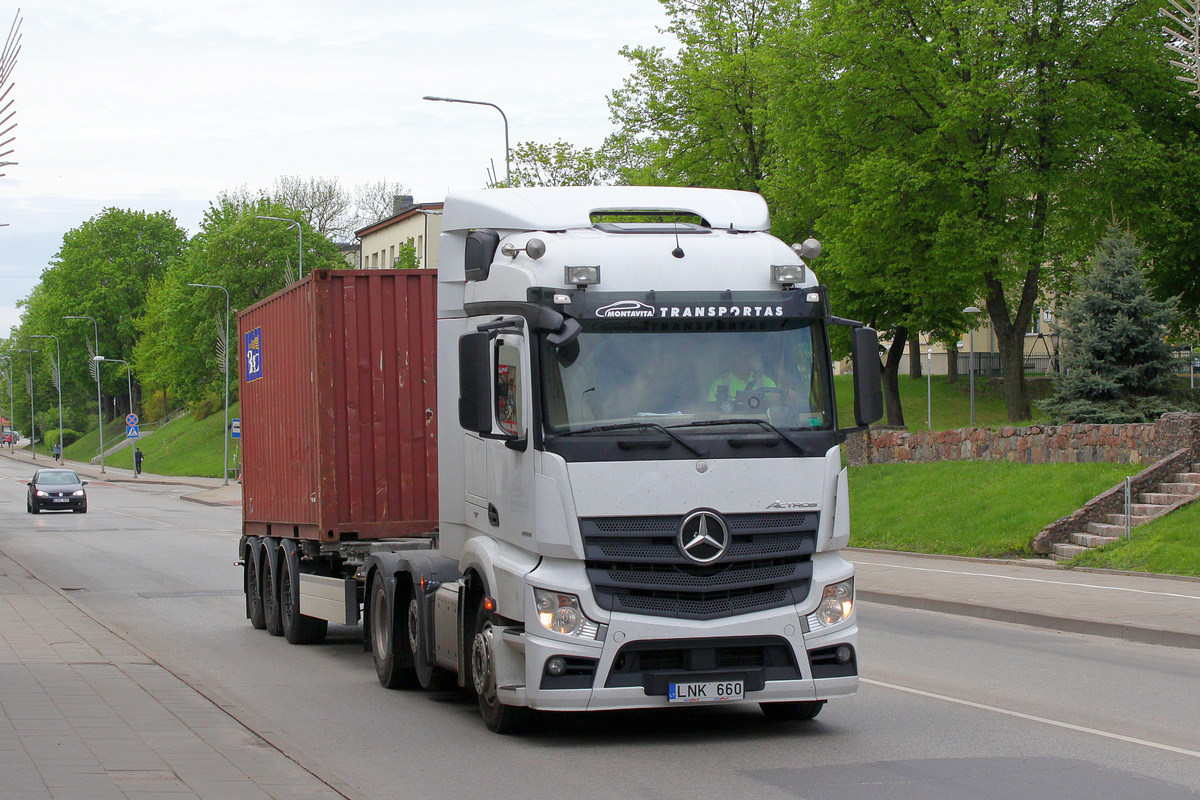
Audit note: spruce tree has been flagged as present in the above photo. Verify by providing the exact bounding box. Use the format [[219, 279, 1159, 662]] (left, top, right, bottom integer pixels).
[[1042, 228, 1179, 423]]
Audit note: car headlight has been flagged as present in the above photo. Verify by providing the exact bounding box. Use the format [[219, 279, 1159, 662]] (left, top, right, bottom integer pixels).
[[72, 490, 85, 497], [809, 578, 854, 629], [533, 588, 601, 639], [35, 490, 49, 497]]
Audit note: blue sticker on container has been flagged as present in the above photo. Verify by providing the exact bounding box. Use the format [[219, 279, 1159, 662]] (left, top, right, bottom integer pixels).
[[245, 327, 263, 382]]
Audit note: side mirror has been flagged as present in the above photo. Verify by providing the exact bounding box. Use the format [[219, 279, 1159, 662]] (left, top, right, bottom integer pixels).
[[850, 326, 883, 426], [458, 331, 492, 434], [81, 481, 89, 486]]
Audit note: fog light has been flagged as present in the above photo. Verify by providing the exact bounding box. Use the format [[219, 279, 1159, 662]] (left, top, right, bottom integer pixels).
[[771, 263, 806, 285], [835, 644, 853, 664], [546, 657, 567, 677], [565, 265, 600, 287]]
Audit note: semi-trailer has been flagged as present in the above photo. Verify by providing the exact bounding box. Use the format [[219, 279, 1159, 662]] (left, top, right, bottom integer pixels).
[[237, 186, 883, 733]]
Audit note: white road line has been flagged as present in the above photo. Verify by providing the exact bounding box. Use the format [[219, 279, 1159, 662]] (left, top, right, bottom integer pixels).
[[851, 559, 1200, 602], [93, 506, 178, 528], [863, 678, 1200, 759]]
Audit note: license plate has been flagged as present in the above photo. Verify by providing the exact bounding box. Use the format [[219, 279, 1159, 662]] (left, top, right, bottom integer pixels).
[[52, 498, 69, 503], [668, 680, 745, 704]]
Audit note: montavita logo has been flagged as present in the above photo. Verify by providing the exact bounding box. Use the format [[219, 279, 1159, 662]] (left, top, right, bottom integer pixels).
[[595, 300, 656, 318]]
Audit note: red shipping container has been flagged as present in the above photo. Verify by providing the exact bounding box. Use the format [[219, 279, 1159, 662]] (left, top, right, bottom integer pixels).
[[238, 269, 438, 542]]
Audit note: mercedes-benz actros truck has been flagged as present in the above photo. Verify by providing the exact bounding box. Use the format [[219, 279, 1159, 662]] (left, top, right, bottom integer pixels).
[[237, 186, 882, 733]]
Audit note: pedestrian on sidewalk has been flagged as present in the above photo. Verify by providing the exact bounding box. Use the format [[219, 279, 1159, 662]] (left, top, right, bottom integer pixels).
[[134, 447, 144, 477], [52, 442, 61, 463]]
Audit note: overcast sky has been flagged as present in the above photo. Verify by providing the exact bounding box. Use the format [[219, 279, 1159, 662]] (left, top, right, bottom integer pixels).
[[0, 0, 670, 335]]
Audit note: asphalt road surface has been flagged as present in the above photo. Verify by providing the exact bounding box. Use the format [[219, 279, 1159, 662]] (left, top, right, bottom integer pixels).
[[2, 456, 1199, 800]]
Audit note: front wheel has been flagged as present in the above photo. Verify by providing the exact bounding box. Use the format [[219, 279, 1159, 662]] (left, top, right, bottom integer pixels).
[[471, 598, 531, 734], [760, 700, 825, 721]]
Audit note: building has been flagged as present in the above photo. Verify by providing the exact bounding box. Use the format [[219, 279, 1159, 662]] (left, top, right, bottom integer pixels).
[[355, 195, 443, 270]]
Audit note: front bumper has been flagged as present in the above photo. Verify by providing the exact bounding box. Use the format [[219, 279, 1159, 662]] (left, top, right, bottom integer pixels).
[[32, 495, 86, 511], [498, 608, 858, 712]]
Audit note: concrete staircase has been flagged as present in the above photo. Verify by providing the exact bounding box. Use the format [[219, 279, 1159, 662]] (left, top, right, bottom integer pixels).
[[1051, 464, 1200, 560]]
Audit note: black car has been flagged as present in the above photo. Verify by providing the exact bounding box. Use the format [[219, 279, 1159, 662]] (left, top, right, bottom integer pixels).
[[27, 469, 88, 513]]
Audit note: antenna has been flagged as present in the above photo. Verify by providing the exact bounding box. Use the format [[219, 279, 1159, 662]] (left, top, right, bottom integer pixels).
[[671, 222, 684, 259]]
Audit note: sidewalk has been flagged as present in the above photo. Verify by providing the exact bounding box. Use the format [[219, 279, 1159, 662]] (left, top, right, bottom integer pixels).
[[849, 548, 1200, 650], [0, 549, 350, 800]]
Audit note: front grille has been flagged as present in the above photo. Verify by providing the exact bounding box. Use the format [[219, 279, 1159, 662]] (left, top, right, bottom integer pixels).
[[605, 636, 801, 690], [581, 512, 818, 620]]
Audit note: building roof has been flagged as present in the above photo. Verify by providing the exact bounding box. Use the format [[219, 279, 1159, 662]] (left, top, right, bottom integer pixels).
[[354, 202, 444, 238]]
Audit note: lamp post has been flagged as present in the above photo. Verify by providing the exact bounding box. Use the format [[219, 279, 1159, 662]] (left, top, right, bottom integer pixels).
[[31, 334, 62, 461], [11, 347, 35, 458], [422, 95, 510, 185], [188, 282, 231, 485], [93, 356, 134, 475], [964, 306, 982, 427], [257, 216, 303, 280], [0, 354, 12, 449], [64, 315, 104, 473], [925, 334, 933, 430]]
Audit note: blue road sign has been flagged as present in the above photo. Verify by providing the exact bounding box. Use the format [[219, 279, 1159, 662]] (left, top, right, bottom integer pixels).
[[231, 418, 240, 439], [126, 425, 139, 439], [126, 413, 139, 426]]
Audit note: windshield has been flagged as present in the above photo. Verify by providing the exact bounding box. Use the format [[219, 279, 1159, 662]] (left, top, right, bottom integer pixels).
[[541, 318, 833, 434], [37, 471, 81, 485]]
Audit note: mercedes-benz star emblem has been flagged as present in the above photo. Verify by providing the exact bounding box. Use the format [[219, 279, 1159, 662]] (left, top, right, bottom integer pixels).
[[678, 510, 730, 564]]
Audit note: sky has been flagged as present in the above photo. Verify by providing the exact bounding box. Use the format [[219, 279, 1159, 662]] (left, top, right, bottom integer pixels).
[[0, 0, 671, 335]]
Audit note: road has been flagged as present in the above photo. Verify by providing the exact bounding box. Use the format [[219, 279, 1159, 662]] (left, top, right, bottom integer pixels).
[[2, 456, 1200, 799]]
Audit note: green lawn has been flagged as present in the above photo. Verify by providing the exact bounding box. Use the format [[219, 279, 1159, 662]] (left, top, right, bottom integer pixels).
[[1067, 500, 1200, 578], [834, 373, 1048, 431], [62, 402, 240, 479], [848, 461, 1143, 558]]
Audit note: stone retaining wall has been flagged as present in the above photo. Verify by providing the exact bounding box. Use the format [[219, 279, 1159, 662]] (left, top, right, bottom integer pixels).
[[846, 412, 1200, 467]]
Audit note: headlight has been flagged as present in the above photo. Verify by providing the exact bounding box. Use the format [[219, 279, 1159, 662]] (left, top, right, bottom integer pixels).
[[813, 578, 854, 627], [35, 490, 49, 497], [533, 588, 600, 639], [72, 490, 85, 497]]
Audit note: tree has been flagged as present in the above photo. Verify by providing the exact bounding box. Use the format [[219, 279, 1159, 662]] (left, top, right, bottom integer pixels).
[[15, 208, 187, 422], [132, 195, 346, 407], [507, 141, 613, 187], [351, 178, 411, 229], [272, 175, 354, 239], [779, 0, 1197, 422], [605, 0, 794, 190], [1041, 228, 1178, 423]]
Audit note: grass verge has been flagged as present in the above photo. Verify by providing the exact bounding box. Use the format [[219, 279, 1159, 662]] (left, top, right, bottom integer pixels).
[[1066, 501, 1200, 578], [848, 461, 1142, 558]]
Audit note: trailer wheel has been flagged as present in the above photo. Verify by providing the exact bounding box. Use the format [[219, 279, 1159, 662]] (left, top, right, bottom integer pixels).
[[369, 573, 418, 689], [280, 542, 328, 645], [245, 540, 266, 630], [471, 598, 531, 734], [263, 541, 284, 637], [759, 700, 825, 721]]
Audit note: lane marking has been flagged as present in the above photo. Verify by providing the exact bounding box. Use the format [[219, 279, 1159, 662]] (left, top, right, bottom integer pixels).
[[851, 559, 1200, 602], [862, 677, 1200, 759]]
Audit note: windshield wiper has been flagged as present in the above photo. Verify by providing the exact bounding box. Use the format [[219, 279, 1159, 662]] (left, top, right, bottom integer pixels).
[[667, 418, 806, 455], [557, 421, 706, 457]]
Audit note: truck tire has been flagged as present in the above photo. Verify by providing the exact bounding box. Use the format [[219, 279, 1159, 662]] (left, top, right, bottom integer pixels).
[[245, 539, 266, 630], [369, 573, 418, 689], [280, 541, 328, 645], [471, 598, 531, 734], [262, 540, 284, 637], [759, 700, 825, 721]]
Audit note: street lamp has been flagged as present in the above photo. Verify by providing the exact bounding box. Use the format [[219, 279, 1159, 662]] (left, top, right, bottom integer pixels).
[[31, 334, 62, 461], [964, 306, 983, 427], [0, 354, 12, 449], [64, 315, 104, 473], [257, 216, 303, 280], [188, 282, 231, 485], [924, 334, 933, 430], [11, 347, 35, 458], [423, 95, 510, 185], [93, 356, 134, 475]]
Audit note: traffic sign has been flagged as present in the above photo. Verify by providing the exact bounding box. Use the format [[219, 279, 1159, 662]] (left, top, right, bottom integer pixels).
[[231, 418, 240, 439], [126, 413, 139, 426], [126, 425, 139, 439]]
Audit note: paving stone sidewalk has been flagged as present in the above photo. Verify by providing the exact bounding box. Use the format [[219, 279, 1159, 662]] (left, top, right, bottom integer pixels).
[[0, 550, 345, 800]]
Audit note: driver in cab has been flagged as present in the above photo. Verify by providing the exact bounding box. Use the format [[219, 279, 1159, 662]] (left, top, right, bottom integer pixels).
[[708, 338, 776, 403]]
